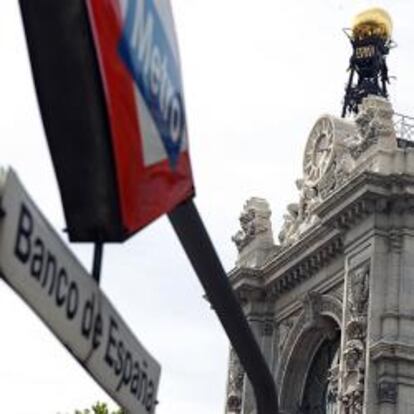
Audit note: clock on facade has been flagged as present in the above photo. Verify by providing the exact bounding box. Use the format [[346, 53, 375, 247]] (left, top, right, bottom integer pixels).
[[303, 116, 336, 187]]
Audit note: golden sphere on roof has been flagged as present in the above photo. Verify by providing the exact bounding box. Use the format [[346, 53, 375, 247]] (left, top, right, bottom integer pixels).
[[351, 7, 392, 40]]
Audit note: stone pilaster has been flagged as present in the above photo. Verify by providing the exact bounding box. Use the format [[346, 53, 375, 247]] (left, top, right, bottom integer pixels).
[[338, 260, 370, 414], [224, 348, 245, 414]]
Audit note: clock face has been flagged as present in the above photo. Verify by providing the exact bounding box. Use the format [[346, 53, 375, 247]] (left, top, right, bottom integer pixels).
[[303, 117, 335, 186]]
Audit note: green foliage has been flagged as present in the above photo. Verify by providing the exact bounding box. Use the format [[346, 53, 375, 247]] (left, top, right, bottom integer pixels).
[[74, 401, 125, 414]]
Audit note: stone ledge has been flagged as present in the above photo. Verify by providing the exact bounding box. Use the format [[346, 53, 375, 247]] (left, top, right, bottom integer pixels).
[[370, 341, 414, 363]]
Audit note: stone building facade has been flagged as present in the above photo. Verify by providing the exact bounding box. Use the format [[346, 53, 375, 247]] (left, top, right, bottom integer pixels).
[[225, 96, 414, 413]]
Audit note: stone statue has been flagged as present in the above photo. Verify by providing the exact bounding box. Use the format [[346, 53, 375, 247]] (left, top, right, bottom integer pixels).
[[232, 208, 256, 252], [232, 198, 274, 267], [278, 179, 321, 246], [232, 198, 272, 253], [349, 264, 370, 317], [349, 95, 396, 159]]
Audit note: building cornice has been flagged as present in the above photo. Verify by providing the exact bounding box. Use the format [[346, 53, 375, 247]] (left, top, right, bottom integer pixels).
[[229, 171, 414, 298]]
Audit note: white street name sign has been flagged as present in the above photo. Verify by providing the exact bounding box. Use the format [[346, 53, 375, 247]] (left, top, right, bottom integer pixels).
[[0, 169, 161, 414]]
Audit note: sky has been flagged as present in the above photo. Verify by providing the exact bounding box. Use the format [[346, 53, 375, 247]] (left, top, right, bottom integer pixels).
[[0, 1, 414, 414]]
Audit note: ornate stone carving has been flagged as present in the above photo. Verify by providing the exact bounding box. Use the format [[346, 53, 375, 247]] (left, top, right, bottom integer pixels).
[[278, 179, 321, 246], [326, 363, 340, 413], [315, 104, 394, 202], [232, 198, 273, 253], [319, 162, 350, 204], [348, 96, 395, 159], [225, 348, 245, 413], [232, 209, 256, 252], [278, 115, 356, 246], [318, 162, 340, 200], [340, 263, 370, 414], [344, 338, 365, 371], [297, 179, 321, 220], [278, 210, 296, 245], [349, 263, 370, 317], [341, 388, 364, 414], [276, 96, 397, 249]]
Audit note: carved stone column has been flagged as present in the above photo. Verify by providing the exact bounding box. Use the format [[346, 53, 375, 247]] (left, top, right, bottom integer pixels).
[[339, 262, 370, 414], [224, 348, 245, 414]]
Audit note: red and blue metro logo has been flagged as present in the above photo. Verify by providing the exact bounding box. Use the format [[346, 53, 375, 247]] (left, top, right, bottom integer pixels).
[[119, 0, 186, 168], [87, 0, 194, 234]]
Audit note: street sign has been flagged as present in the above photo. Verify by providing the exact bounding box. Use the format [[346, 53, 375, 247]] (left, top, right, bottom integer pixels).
[[0, 169, 161, 414], [19, 0, 194, 242], [87, 0, 189, 167], [86, 0, 194, 235]]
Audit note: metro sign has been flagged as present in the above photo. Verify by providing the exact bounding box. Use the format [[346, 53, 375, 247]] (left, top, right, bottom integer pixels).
[[19, 0, 194, 242], [117, 0, 186, 168], [86, 0, 194, 238]]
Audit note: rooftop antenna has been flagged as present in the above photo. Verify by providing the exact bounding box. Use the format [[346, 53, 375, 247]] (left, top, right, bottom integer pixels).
[[342, 8, 395, 118]]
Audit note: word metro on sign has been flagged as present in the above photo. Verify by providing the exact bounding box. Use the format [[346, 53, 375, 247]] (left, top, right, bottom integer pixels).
[[0, 169, 161, 414], [118, 0, 185, 168]]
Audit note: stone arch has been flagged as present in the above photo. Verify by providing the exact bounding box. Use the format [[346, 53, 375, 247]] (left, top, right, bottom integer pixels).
[[277, 293, 342, 413]]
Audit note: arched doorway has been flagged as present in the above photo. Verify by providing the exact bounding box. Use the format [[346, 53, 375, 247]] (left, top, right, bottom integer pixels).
[[300, 333, 340, 413], [278, 304, 342, 414]]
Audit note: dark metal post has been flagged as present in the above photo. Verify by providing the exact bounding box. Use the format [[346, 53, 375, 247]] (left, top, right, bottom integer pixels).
[[92, 241, 104, 284], [168, 199, 279, 414], [342, 68, 355, 118]]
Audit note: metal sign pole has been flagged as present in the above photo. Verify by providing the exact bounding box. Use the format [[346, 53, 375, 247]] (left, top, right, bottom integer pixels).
[[168, 199, 279, 414], [92, 241, 104, 284]]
